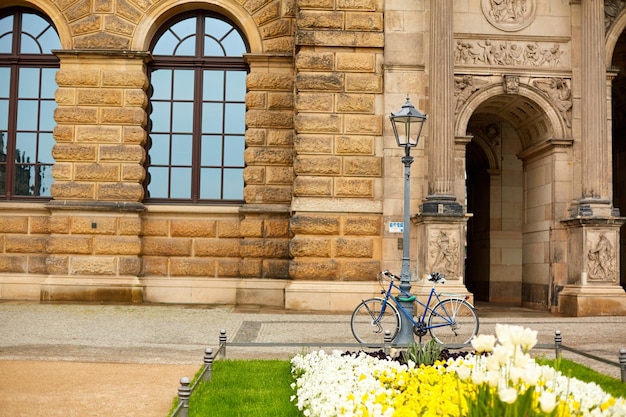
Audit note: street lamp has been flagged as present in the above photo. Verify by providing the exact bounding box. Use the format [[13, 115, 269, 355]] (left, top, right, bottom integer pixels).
[[389, 96, 427, 346]]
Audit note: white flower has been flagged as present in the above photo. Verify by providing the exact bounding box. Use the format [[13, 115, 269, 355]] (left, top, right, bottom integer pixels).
[[471, 334, 497, 353], [538, 391, 557, 413], [519, 327, 538, 352], [498, 385, 518, 404]]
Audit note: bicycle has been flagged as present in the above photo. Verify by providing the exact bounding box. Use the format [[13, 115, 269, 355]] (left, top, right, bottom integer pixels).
[[350, 270, 479, 346]]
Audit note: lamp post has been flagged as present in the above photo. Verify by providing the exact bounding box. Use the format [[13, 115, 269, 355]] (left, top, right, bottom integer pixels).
[[389, 96, 427, 346]]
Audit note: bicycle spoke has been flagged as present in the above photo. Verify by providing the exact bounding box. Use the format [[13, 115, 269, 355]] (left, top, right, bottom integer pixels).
[[428, 299, 479, 345], [351, 298, 401, 345]]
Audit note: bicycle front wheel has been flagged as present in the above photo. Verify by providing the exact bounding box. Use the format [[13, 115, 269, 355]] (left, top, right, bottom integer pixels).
[[351, 298, 401, 346], [428, 299, 478, 345]]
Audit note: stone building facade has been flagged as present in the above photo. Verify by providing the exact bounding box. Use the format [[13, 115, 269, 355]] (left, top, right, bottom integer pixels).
[[1, 0, 626, 316]]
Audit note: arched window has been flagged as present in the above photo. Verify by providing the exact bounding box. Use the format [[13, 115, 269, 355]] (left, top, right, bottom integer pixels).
[[146, 12, 249, 204], [0, 8, 59, 199]]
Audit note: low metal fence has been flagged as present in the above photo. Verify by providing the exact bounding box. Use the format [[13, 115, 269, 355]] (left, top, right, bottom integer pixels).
[[169, 329, 626, 417]]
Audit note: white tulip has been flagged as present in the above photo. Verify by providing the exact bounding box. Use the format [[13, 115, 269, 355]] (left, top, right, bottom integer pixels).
[[471, 334, 497, 353], [538, 391, 557, 413]]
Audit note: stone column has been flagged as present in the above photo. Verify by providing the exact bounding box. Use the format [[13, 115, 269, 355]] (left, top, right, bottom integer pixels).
[[580, 0, 608, 205], [422, 0, 462, 215], [558, 1, 626, 316]]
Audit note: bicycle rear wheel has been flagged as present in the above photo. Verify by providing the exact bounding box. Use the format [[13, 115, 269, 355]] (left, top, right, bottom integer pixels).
[[428, 299, 478, 345], [351, 298, 401, 345]]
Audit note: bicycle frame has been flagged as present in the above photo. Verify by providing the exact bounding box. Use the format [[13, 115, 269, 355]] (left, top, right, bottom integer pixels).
[[377, 272, 468, 331]]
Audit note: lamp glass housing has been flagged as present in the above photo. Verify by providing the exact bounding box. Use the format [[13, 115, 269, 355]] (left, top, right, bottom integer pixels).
[[390, 97, 427, 148]]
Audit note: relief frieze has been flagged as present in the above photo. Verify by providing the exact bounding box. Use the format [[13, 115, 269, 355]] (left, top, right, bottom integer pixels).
[[455, 39, 567, 68]]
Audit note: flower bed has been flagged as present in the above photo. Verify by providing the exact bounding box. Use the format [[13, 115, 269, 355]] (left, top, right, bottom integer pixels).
[[291, 324, 626, 417]]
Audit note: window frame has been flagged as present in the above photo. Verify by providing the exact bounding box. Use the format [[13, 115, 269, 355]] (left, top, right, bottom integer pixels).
[[0, 7, 59, 201], [144, 11, 249, 205]]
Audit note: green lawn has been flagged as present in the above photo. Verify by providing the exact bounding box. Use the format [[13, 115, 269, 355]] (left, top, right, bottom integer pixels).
[[188, 360, 300, 417]]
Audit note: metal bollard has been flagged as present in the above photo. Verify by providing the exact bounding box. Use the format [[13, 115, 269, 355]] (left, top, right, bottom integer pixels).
[[554, 330, 562, 359], [177, 377, 191, 417], [619, 348, 626, 383], [384, 331, 392, 356], [203, 348, 213, 382], [219, 329, 227, 359]]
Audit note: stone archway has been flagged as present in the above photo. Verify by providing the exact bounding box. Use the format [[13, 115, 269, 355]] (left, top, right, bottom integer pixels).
[[455, 77, 571, 308]]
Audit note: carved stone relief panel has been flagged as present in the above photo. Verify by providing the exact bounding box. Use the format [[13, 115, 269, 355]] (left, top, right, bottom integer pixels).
[[531, 77, 572, 127], [481, 0, 537, 32], [454, 75, 490, 114], [428, 229, 460, 278], [606, 0, 626, 32], [586, 231, 618, 282], [455, 39, 568, 68]]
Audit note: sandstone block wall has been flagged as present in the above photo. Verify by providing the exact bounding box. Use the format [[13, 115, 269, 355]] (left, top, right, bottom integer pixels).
[[288, 0, 385, 281]]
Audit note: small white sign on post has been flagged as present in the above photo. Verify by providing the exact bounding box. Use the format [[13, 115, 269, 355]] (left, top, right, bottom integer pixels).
[[389, 222, 404, 233]]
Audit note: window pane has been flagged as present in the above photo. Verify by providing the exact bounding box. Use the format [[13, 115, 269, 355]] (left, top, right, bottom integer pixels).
[[200, 168, 220, 199], [38, 164, 52, 197], [0, 68, 10, 97], [224, 136, 244, 166], [150, 70, 172, 100], [14, 164, 35, 195], [201, 135, 222, 165], [170, 167, 191, 198], [172, 70, 194, 100], [175, 36, 196, 56], [203, 70, 224, 101], [19, 35, 41, 54], [15, 132, 37, 163], [38, 133, 54, 164], [0, 166, 5, 194], [0, 15, 13, 53], [224, 103, 245, 134], [39, 100, 56, 131], [152, 31, 178, 55], [150, 102, 171, 132], [222, 31, 246, 56], [202, 102, 223, 133], [0, 99, 8, 131], [41, 68, 57, 98], [37, 25, 60, 52], [222, 168, 243, 199], [148, 134, 171, 165], [146, 167, 169, 198], [19, 68, 40, 98], [204, 37, 224, 56], [205, 17, 232, 39], [172, 102, 193, 132], [171, 134, 192, 165], [17, 100, 38, 130], [225, 71, 246, 101]]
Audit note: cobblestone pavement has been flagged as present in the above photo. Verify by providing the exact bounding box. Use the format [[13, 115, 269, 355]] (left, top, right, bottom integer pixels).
[[0, 301, 625, 416]]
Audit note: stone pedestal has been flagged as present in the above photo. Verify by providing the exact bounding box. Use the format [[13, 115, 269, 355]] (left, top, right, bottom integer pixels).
[[560, 217, 626, 316], [413, 212, 470, 300]]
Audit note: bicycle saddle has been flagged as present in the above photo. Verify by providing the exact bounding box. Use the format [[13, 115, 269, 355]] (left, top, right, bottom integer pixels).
[[428, 272, 446, 284]]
